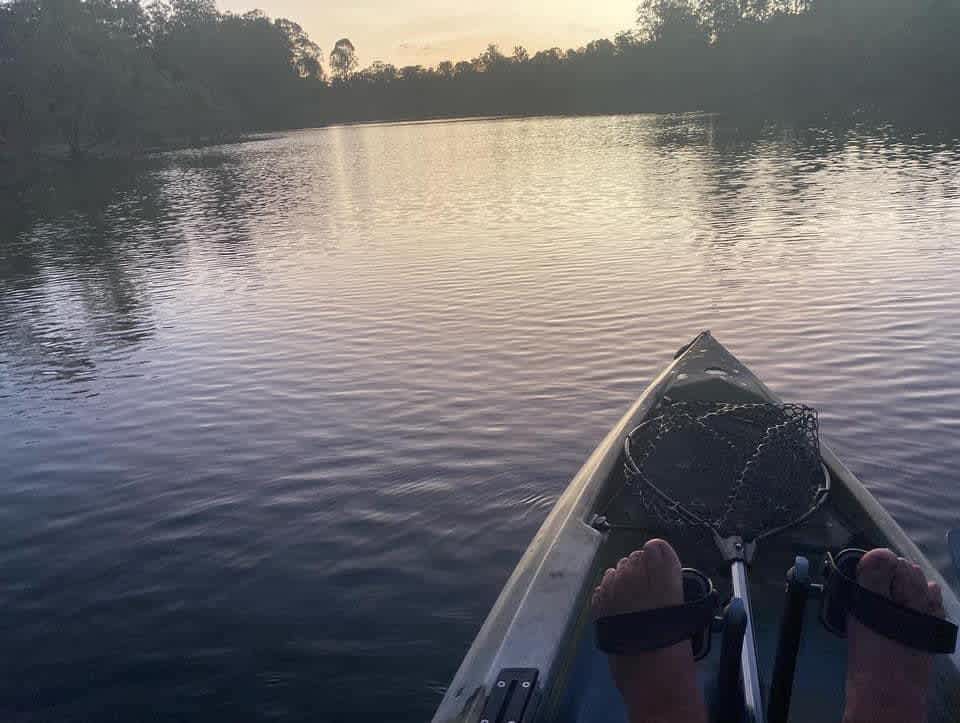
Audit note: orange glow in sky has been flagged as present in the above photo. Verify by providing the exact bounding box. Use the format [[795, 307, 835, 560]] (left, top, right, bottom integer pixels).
[[216, 0, 635, 69]]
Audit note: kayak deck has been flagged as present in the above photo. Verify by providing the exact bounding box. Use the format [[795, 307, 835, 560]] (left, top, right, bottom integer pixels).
[[433, 332, 960, 723], [549, 506, 856, 721]]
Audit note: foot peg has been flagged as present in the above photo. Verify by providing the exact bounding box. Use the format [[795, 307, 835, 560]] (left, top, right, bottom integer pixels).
[[713, 599, 747, 723], [820, 549, 958, 654], [768, 557, 811, 723]]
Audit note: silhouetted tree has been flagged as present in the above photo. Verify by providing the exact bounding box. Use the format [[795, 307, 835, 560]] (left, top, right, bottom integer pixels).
[[330, 38, 357, 83], [479, 44, 508, 72], [699, 0, 743, 39], [8, 0, 154, 156], [2, 0, 326, 158], [637, 0, 706, 44], [437, 61, 454, 79], [275, 19, 324, 80], [362, 61, 398, 84]]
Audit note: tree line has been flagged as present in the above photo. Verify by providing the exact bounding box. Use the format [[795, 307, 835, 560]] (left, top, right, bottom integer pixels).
[[2, 0, 959, 161], [325, 0, 960, 123], [0, 0, 326, 158]]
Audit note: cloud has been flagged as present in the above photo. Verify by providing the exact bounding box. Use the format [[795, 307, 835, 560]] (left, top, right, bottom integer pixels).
[[398, 41, 437, 52]]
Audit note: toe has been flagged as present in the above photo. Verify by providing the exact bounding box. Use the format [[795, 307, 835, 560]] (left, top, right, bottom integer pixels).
[[641, 539, 683, 587], [856, 548, 898, 596], [614, 550, 649, 608], [593, 568, 617, 618], [643, 538, 681, 569], [592, 573, 608, 611], [927, 581, 945, 617], [595, 542, 686, 618], [905, 564, 931, 612], [641, 538, 683, 606], [891, 559, 929, 612]]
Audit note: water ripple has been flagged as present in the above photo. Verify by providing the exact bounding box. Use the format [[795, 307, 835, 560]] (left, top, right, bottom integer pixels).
[[2, 114, 960, 722]]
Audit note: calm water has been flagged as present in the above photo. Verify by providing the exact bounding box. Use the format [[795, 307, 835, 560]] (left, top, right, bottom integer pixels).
[[2, 114, 960, 721]]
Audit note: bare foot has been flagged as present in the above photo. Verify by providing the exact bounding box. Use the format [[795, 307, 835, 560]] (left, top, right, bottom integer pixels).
[[843, 548, 944, 723], [592, 539, 708, 723]]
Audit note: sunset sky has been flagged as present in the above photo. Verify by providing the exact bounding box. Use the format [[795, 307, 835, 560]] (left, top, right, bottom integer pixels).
[[217, 0, 636, 69]]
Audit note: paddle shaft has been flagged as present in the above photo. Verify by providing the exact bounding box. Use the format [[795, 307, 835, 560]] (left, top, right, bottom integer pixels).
[[731, 560, 766, 723]]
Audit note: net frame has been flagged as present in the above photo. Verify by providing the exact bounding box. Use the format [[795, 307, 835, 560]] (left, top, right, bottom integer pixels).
[[620, 400, 831, 548]]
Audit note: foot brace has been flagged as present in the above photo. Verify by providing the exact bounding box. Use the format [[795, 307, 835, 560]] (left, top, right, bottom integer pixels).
[[595, 568, 719, 660], [821, 549, 958, 654]]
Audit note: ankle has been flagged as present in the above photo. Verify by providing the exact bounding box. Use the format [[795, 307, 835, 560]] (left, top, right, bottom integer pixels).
[[843, 684, 928, 723]]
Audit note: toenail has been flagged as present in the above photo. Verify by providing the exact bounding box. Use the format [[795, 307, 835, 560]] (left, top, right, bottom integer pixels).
[[644, 539, 669, 556]]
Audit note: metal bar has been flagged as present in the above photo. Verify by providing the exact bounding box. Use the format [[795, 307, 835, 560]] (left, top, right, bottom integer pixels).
[[767, 558, 810, 723], [731, 560, 765, 723], [713, 598, 747, 723]]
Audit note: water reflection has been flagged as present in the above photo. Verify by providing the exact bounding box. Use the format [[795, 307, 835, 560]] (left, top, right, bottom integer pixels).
[[0, 147, 293, 391], [2, 167, 170, 388]]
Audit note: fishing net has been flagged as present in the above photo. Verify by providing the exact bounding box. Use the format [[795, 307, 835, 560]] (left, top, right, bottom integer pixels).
[[619, 401, 827, 543]]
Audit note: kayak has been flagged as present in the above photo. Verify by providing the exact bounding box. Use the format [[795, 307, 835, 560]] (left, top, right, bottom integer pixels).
[[432, 331, 960, 723]]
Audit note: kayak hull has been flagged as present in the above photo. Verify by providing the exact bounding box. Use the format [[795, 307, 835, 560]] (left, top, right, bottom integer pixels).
[[433, 331, 960, 723]]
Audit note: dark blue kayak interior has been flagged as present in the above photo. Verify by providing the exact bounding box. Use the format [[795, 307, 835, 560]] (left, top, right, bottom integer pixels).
[[553, 529, 850, 722], [549, 514, 960, 723]]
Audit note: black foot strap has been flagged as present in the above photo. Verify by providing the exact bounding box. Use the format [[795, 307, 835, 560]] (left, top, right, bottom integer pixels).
[[822, 549, 958, 655], [595, 568, 718, 656]]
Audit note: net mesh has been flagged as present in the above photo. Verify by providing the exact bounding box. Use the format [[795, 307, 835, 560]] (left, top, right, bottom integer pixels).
[[621, 401, 825, 542]]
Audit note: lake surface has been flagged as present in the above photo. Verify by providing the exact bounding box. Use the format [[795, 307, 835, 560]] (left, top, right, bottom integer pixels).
[[2, 113, 960, 722]]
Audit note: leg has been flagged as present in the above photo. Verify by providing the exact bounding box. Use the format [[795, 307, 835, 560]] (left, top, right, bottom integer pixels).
[[592, 539, 708, 723]]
